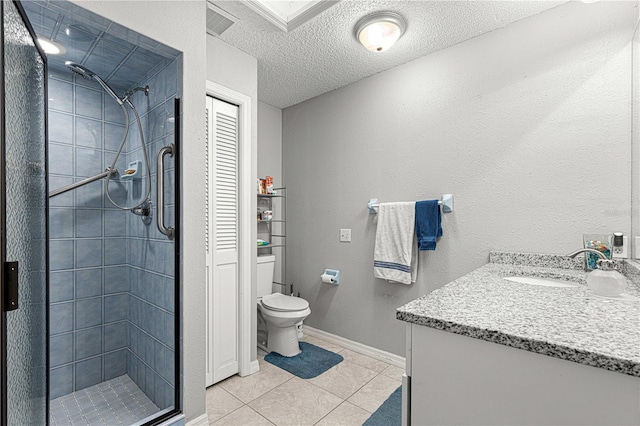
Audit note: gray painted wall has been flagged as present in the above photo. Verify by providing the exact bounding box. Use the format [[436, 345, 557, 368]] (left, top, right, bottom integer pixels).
[[257, 102, 282, 181], [206, 36, 259, 362], [632, 15, 639, 247], [282, 1, 636, 356], [258, 102, 284, 286], [70, 1, 208, 421]]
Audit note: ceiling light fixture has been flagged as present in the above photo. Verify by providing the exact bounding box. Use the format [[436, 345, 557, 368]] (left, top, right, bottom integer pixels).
[[37, 37, 66, 55], [354, 12, 406, 53]]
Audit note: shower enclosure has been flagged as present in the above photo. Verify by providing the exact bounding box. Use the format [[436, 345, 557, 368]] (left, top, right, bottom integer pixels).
[[0, 1, 182, 424], [0, 1, 48, 424]]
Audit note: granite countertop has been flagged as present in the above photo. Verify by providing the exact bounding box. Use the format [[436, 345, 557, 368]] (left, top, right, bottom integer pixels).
[[397, 252, 640, 377]]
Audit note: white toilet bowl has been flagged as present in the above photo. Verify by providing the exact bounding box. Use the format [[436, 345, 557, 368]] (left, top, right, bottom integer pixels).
[[258, 293, 310, 357]]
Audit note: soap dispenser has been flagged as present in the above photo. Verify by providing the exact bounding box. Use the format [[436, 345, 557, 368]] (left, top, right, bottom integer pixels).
[[567, 248, 627, 297]]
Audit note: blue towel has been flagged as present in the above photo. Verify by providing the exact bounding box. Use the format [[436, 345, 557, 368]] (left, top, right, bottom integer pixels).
[[415, 200, 442, 250]]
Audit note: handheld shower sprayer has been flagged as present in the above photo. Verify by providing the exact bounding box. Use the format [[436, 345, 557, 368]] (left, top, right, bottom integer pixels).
[[64, 61, 152, 214], [65, 61, 124, 106], [64, 61, 94, 79]]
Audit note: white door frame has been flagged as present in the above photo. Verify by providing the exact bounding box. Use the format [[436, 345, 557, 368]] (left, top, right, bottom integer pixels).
[[206, 81, 254, 377]]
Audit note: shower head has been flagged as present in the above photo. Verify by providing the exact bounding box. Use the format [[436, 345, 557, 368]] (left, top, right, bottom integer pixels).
[[65, 61, 124, 106], [65, 61, 94, 80]]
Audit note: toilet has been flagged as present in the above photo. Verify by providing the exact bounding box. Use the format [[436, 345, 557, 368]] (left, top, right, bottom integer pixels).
[[257, 254, 311, 357]]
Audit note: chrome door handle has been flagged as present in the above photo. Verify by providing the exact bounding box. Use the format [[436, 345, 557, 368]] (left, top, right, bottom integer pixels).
[[157, 144, 175, 239]]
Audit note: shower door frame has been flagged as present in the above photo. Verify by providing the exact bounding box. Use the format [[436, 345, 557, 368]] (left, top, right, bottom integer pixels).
[[172, 97, 182, 417], [151, 97, 182, 425]]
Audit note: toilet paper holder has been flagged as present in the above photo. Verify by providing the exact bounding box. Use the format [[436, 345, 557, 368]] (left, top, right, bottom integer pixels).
[[321, 269, 340, 285]]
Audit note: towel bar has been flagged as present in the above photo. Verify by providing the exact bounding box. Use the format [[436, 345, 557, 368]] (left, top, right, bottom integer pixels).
[[368, 194, 453, 214]]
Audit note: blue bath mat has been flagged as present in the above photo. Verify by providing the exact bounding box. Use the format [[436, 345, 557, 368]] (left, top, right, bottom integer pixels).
[[264, 341, 343, 379], [363, 385, 402, 426]]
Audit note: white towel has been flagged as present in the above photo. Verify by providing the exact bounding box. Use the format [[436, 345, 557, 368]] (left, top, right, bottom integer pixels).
[[374, 202, 418, 284]]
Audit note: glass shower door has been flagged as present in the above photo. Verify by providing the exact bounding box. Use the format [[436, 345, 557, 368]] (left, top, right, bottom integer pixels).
[[0, 1, 48, 424]]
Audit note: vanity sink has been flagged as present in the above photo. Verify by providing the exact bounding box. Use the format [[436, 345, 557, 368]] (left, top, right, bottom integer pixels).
[[503, 276, 581, 288]]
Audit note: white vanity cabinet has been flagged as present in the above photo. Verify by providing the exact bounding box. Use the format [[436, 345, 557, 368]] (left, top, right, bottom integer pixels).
[[405, 323, 640, 425], [398, 254, 640, 426]]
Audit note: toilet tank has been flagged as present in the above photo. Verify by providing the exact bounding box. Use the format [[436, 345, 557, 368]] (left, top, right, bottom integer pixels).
[[257, 254, 276, 297]]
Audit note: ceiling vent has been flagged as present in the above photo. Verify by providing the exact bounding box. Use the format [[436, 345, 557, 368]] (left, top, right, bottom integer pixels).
[[207, 2, 237, 36]]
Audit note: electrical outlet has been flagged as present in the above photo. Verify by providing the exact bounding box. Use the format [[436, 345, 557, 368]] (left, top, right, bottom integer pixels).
[[340, 228, 351, 242], [612, 235, 628, 258]]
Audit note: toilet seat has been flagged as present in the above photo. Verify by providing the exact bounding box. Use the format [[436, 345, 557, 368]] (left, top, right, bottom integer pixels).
[[261, 293, 309, 312]]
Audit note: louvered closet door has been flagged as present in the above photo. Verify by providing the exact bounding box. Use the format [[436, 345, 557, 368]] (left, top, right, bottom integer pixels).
[[206, 96, 240, 386]]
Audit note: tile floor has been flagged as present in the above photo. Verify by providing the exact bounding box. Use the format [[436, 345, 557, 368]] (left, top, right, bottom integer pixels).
[[49, 375, 160, 425], [206, 335, 404, 425]]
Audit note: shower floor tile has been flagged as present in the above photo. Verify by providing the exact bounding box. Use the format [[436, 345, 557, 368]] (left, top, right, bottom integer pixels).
[[50, 374, 160, 425]]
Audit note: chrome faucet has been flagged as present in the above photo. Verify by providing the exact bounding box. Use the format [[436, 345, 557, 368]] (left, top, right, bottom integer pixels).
[[566, 248, 615, 270], [567, 248, 607, 260], [567, 248, 627, 296]]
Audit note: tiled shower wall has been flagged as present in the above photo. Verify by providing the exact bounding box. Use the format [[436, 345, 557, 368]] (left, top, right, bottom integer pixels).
[[49, 69, 130, 399], [125, 58, 178, 410], [48, 58, 178, 408]]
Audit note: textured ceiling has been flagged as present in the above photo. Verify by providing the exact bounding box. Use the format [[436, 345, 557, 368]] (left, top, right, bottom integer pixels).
[[211, 0, 566, 109]]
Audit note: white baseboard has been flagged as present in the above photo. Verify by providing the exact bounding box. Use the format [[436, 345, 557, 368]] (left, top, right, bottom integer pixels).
[[303, 325, 405, 368], [186, 413, 208, 426], [248, 359, 260, 375]]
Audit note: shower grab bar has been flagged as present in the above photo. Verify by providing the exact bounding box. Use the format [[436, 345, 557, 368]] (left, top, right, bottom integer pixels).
[[48, 167, 118, 198], [157, 144, 175, 239]]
